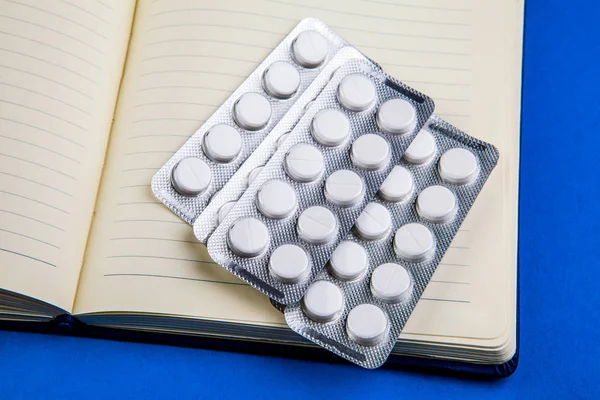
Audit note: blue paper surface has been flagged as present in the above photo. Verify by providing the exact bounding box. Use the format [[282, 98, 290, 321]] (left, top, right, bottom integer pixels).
[[1, 1, 599, 398]]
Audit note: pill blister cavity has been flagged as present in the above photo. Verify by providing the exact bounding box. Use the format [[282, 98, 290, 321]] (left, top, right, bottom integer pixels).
[[346, 304, 389, 346], [417, 185, 457, 223], [324, 169, 364, 207], [370, 263, 412, 303], [351, 134, 390, 170], [393, 223, 435, 262], [439, 147, 480, 185], [257, 179, 297, 219], [302, 280, 344, 322], [285, 143, 324, 182], [297, 206, 338, 245], [233, 92, 272, 131], [171, 157, 211, 196], [376, 98, 417, 135], [262, 61, 301, 99], [379, 166, 413, 202], [337, 74, 376, 112], [246, 166, 264, 188], [328, 241, 367, 281], [291, 30, 329, 68], [202, 124, 242, 163], [217, 201, 236, 225], [269, 244, 309, 284], [403, 128, 436, 165], [311, 108, 351, 147], [228, 217, 269, 257], [276, 132, 290, 150], [354, 202, 392, 241]]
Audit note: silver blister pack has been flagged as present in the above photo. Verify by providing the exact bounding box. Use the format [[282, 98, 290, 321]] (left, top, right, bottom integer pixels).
[[204, 58, 435, 305], [284, 115, 500, 369], [152, 18, 348, 224], [194, 47, 373, 243]]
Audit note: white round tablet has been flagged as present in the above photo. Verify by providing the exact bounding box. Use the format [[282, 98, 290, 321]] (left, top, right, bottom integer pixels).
[[291, 30, 329, 68], [324, 169, 364, 207], [329, 241, 367, 281], [171, 157, 211, 196], [217, 201, 236, 224], [285, 143, 324, 182], [370, 263, 412, 303], [311, 108, 351, 147], [257, 179, 297, 219], [351, 134, 390, 170], [346, 304, 389, 346], [379, 166, 413, 202], [202, 124, 242, 163], [262, 61, 301, 99], [393, 223, 435, 262], [297, 206, 338, 245], [246, 166, 264, 188], [403, 129, 436, 165], [227, 217, 269, 257], [439, 147, 480, 185], [416, 185, 457, 223], [269, 244, 309, 284], [302, 280, 343, 323], [376, 98, 417, 135], [337, 74, 376, 112], [354, 202, 391, 241], [233, 92, 272, 131]]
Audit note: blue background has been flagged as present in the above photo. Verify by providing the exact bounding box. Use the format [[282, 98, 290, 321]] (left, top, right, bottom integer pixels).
[[1, 1, 599, 398]]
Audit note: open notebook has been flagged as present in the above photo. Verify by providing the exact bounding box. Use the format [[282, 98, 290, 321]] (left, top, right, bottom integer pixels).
[[0, 0, 523, 374]]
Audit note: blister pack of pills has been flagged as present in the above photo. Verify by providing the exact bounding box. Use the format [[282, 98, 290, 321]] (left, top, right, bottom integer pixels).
[[152, 18, 348, 224], [194, 47, 372, 243], [204, 57, 435, 305], [283, 115, 499, 368]]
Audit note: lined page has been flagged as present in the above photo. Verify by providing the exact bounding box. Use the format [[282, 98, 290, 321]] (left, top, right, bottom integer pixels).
[[0, 0, 135, 313], [75, 0, 521, 350]]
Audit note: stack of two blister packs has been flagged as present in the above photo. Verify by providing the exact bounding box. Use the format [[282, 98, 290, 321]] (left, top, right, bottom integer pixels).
[[151, 19, 499, 369]]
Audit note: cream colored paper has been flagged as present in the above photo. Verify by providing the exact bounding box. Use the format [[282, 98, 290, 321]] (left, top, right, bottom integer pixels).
[[73, 0, 523, 361], [0, 0, 136, 313]]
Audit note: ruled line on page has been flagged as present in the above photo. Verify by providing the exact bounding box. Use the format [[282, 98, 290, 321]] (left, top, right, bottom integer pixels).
[[0, 228, 60, 249], [358, 0, 472, 13], [0, 63, 94, 98], [109, 237, 202, 245], [0, 117, 83, 146], [0, 82, 93, 116], [0, 47, 98, 84], [0, 99, 88, 131], [0, 171, 73, 196], [329, 24, 470, 42], [0, 153, 76, 180], [0, 247, 56, 267], [0, 15, 105, 54], [148, 7, 298, 23], [112, 219, 186, 225], [0, 209, 65, 231], [0, 189, 69, 214], [106, 255, 216, 265], [4, 0, 108, 40], [147, 22, 286, 36], [0, 135, 81, 163], [56, 0, 111, 25], [262, 0, 472, 26], [103, 273, 246, 287], [0, 30, 103, 70]]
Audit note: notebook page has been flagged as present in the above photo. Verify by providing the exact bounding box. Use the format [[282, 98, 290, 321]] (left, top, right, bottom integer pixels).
[[0, 0, 135, 313], [75, 0, 521, 349]]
